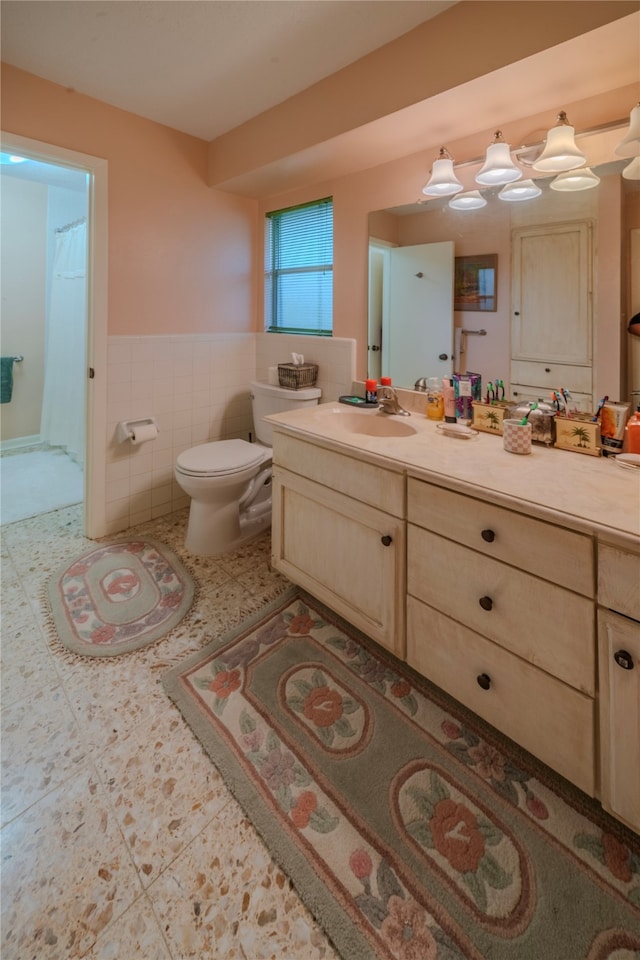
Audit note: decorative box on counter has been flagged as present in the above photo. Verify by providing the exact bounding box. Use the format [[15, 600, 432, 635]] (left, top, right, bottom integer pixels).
[[277, 363, 318, 389], [554, 413, 601, 456], [453, 373, 481, 421], [472, 401, 512, 435]]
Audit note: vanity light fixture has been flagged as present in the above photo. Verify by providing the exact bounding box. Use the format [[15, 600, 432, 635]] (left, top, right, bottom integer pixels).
[[615, 103, 640, 158], [532, 112, 587, 172], [422, 148, 463, 197], [550, 166, 600, 192], [622, 156, 640, 180], [475, 131, 522, 185], [448, 190, 487, 210], [497, 179, 542, 202]]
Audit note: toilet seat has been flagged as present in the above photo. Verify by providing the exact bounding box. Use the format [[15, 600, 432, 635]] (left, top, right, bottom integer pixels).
[[176, 440, 268, 478]]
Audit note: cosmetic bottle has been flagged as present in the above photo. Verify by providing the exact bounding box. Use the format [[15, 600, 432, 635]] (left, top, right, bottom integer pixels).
[[442, 378, 456, 423], [425, 377, 444, 420], [365, 379, 378, 403]]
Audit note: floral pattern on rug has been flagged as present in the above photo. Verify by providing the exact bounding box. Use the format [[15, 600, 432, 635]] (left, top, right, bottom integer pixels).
[[169, 594, 640, 960], [394, 761, 532, 933], [281, 663, 371, 754], [440, 718, 640, 910]]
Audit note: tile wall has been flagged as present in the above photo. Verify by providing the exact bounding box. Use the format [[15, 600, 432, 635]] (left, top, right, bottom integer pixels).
[[104, 333, 356, 535]]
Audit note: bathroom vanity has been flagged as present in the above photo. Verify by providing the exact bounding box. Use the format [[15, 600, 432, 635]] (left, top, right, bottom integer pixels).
[[268, 400, 640, 833]]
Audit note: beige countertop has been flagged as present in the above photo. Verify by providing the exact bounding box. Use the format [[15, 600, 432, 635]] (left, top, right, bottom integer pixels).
[[267, 401, 640, 546]]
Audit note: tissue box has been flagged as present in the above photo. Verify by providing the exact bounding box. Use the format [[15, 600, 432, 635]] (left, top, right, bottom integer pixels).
[[472, 401, 511, 435], [453, 373, 481, 421], [277, 363, 318, 389], [554, 414, 601, 456]]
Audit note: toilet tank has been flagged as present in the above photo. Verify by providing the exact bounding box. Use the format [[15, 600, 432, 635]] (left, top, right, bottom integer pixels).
[[249, 380, 321, 445]]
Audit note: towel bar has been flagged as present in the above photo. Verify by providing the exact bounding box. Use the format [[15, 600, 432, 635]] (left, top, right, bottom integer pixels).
[[11, 355, 24, 362]]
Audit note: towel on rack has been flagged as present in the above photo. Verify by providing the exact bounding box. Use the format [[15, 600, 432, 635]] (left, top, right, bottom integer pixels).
[[1, 357, 15, 403]]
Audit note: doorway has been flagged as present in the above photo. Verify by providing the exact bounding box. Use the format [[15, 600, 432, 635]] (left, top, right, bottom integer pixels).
[[1, 155, 88, 523], [0, 132, 108, 537]]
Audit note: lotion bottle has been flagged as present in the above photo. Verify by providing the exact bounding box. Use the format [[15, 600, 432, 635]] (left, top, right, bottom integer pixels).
[[443, 377, 456, 423]]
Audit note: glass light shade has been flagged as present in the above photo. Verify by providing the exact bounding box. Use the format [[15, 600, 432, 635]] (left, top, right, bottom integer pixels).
[[498, 179, 542, 202], [532, 113, 586, 172], [622, 156, 640, 180], [448, 190, 487, 210], [616, 103, 640, 158], [550, 167, 600, 191], [476, 137, 522, 186], [422, 151, 463, 197]]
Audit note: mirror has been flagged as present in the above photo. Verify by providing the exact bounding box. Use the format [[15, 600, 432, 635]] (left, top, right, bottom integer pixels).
[[368, 159, 639, 403]]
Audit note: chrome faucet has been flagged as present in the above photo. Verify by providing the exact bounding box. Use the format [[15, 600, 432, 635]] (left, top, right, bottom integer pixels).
[[377, 385, 411, 416]]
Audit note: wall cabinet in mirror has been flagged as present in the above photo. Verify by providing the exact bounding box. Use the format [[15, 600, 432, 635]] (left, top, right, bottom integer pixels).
[[511, 220, 593, 410]]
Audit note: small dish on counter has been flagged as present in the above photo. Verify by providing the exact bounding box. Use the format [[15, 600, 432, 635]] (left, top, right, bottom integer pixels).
[[436, 422, 479, 440], [613, 453, 640, 470]]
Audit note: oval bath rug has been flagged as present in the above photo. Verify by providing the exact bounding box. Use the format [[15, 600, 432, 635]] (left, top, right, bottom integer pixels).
[[45, 538, 195, 657]]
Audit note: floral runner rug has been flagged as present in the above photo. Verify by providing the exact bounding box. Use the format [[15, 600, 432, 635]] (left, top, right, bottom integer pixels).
[[45, 538, 195, 657], [163, 588, 640, 960]]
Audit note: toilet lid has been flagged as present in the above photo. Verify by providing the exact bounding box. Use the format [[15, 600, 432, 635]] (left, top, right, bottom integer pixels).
[[176, 440, 266, 477]]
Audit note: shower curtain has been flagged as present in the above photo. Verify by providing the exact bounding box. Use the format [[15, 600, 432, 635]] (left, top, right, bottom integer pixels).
[[40, 219, 87, 465]]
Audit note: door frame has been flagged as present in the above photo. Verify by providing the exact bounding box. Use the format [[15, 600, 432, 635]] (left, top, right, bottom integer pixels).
[[1, 131, 108, 538]]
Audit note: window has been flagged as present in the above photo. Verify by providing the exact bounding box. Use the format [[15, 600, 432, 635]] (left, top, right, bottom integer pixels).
[[265, 197, 333, 335]]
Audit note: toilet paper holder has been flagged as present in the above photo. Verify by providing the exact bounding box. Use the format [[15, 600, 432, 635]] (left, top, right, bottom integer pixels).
[[117, 417, 159, 445]]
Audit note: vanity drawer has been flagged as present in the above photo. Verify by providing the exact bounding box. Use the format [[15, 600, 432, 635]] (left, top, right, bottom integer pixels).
[[407, 526, 595, 694], [407, 597, 596, 796], [510, 360, 592, 395], [273, 433, 404, 517], [598, 543, 640, 620], [407, 478, 594, 597]]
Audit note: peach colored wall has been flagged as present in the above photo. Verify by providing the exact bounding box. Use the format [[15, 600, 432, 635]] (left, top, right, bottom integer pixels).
[[1, 64, 257, 337]]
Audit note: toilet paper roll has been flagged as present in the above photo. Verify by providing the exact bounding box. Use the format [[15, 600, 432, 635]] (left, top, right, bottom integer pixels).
[[130, 422, 159, 445]]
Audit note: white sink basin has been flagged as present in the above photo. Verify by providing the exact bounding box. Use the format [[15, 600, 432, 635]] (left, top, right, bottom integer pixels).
[[329, 410, 417, 438]]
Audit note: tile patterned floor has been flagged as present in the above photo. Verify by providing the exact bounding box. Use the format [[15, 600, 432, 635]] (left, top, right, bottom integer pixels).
[[1, 505, 341, 960]]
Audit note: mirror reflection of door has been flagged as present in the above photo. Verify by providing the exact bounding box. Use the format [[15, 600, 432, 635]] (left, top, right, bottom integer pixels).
[[367, 243, 386, 382], [381, 241, 454, 387]]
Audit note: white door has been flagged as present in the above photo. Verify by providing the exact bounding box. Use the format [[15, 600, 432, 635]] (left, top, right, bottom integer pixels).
[[384, 241, 454, 388]]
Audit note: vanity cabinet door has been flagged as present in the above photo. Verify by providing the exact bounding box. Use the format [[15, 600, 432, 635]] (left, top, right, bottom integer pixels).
[[598, 609, 640, 833], [271, 466, 405, 657]]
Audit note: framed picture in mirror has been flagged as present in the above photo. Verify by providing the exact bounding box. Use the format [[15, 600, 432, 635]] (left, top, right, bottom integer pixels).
[[454, 254, 497, 311]]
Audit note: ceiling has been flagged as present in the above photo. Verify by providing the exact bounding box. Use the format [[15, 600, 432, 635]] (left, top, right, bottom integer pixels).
[[0, 0, 455, 141]]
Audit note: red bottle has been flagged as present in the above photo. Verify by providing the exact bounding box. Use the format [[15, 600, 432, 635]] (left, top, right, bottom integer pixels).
[[625, 406, 640, 454]]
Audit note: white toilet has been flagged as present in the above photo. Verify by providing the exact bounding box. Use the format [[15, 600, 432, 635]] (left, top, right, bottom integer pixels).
[[174, 379, 321, 556]]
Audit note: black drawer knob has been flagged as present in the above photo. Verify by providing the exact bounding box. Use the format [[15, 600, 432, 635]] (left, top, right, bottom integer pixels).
[[479, 596, 493, 611], [614, 649, 634, 670], [481, 529, 495, 543], [477, 673, 491, 690], [381, 535, 393, 546]]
